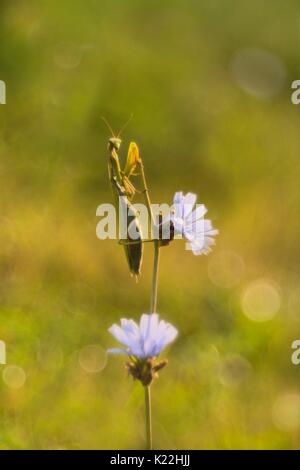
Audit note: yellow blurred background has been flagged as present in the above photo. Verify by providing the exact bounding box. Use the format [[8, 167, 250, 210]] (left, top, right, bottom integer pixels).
[[0, 0, 300, 449]]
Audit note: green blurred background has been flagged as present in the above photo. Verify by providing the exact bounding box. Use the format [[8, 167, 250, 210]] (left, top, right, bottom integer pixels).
[[1, 0, 300, 450]]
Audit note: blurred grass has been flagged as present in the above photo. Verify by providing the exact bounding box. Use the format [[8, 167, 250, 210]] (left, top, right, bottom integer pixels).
[[0, 0, 300, 449]]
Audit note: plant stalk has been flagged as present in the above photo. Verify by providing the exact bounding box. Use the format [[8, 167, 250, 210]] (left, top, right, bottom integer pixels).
[[139, 158, 160, 451], [151, 240, 160, 313], [144, 385, 152, 450]]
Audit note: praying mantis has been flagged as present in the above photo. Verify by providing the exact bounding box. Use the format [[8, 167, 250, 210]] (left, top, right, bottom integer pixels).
[[103, 118, 153, 279]]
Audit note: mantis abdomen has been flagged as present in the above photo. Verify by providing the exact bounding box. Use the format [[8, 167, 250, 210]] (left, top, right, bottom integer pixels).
[[111, 176, 143, 278]]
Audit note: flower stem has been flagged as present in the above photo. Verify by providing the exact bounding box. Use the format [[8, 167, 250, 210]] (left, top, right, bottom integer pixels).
[[139, 157, 159, 451], [144, 385, 152, 450], [151, 240, 160, 313], [139, 160, 155, 228], [139, 158, 161, 313], [144, 241, 160, 450]]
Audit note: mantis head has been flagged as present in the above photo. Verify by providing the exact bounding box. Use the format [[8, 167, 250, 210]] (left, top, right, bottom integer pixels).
[[108, 136, 122, 151], [101, 115, 132, 153]]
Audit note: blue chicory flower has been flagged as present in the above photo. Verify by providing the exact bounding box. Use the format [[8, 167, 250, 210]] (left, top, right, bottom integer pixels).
[[171, 192, 219, 255], [108, 313, 178, 359]]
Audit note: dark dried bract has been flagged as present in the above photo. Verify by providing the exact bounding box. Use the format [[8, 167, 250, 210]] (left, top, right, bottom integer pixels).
[[126, 358, 168, 386]]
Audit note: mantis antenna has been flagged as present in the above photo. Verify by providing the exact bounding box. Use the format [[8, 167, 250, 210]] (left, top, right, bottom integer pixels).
[[101, 115, 133, 138], [100, 116, 116, 137], [117, 114, 133, 137]]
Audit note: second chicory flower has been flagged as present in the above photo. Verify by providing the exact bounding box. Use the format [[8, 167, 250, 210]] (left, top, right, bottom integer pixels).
[[108, 313, 178, 386]]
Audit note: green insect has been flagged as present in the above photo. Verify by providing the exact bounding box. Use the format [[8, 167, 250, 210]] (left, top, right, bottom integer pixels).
[[111, 175, 143, 278], [103, 118, 144, 279]]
